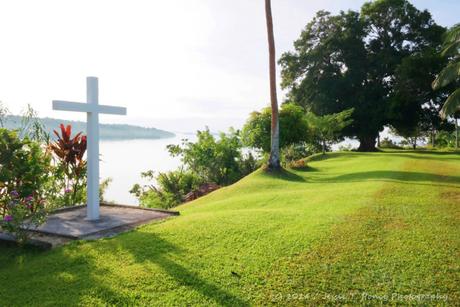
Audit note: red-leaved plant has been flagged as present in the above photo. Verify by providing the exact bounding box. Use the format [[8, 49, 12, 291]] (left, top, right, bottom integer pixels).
[[49, 124, 87, 206]]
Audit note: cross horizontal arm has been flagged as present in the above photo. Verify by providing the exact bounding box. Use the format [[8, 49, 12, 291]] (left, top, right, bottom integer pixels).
[[53, 100, 93, 113], [52, 100, 127, 115], [97, 105, 127, 115]]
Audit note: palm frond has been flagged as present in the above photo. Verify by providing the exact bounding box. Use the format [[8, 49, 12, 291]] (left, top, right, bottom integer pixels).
[[432, 61, 460, 90], [440, 88, 460, 119], [441, 41, 460, 57], [444, 24, 460, 44]]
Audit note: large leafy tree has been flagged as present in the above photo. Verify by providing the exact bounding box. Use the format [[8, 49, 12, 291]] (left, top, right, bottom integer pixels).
[[280, 0, 444, 151], [389, 50, 449, 144]]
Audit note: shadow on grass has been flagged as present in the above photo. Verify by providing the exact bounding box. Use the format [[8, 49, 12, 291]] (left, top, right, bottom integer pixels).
[[289, 165, 320, 172], [0, 241, 132, 305], [95, 231, 250, 306], [306, 152, 366, 162], [314, 170, 460, 187], [374, 150, 460, 161], [260, 167, 306, 182], [0, 231, 249, 306]]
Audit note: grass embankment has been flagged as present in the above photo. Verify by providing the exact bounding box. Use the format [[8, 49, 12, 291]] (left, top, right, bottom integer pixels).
[[0, 151, 459, 305]]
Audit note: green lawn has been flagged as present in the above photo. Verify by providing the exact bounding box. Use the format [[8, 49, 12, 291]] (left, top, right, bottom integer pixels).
[[1, 151, 459, 305]]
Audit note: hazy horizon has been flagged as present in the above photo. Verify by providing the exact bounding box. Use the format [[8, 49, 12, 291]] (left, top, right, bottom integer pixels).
[[1, 0, 458, 133]]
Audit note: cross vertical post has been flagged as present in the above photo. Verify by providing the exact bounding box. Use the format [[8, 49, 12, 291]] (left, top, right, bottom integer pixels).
[[52, 77, 127, 221], [86, 77, 100, 220]]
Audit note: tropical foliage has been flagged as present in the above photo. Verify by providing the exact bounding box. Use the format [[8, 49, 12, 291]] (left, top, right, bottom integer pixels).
[[167, 128, 257, 185], [130, 169, 203, 209], [432, 24, 460, 118], [49, 124, 87, 208], [0, 129, 51, 243], [242, 104, 352, 157], [306, 109, 354, 154], [242, 103, 310, 153], [131, 128, 260, 209]]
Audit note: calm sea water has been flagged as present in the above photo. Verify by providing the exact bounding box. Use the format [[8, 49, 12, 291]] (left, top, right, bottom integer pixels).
[[100, 134, 196, 205]]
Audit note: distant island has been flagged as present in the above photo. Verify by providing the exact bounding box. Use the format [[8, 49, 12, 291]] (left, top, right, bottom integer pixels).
[[4, 115, 175, 140]]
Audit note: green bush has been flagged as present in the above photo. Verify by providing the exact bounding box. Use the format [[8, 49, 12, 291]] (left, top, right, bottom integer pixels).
[[132, 128, 261, 208], [48, 124, 87, 208], [379, 137, 402, 149], [281, 143, 315, 167], [130, 169, 204, 209], [242, 103, 310, 152], [167, 128, 258, 185], [435, 131, 457, 148], [0, 129, 51, 243]]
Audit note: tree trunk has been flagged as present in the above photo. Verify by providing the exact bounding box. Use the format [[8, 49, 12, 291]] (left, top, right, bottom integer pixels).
[[322, 140, 326, 155], [456, 118, 459, 149], [265, 0, 280, 170], [377, 134, 380, 147], [357, 135, 377, 152], [431, 130, 435, 148]]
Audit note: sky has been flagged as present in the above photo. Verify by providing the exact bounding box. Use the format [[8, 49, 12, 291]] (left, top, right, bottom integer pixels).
[[0, 0, 458, 133]]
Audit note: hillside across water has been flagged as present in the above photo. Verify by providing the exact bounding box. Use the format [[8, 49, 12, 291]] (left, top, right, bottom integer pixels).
[[4, 115, 175, 140]]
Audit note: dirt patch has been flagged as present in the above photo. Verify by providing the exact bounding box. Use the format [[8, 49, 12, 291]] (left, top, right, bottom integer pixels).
[[441, 191, 460, 202]]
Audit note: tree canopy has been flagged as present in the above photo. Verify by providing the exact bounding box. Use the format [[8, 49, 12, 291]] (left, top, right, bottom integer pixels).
[[279, 0, 445, 151], [242, 103, 309, 153]]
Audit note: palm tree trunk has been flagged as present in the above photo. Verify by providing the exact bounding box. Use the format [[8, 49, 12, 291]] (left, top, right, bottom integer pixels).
[[456, 118, 459, 149], [265, 0, 280, 170]]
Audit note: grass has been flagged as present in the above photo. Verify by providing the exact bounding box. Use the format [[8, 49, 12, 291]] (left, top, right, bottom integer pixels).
[[0, 151, 459, 305]]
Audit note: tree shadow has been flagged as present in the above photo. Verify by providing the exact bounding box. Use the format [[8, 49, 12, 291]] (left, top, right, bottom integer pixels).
[[379, 150, 460, 161], [312, 170, 460, 188], [0, 230, 249, 305], [260, 167, 306, 182], [93, 231, 249, 306], [0, 241, 135, 305], [306, 152, 366, 162], [289, 165, 320, 172]]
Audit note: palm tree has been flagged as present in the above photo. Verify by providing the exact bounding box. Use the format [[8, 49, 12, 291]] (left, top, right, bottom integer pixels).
[[432, 24, 460, 119], [264, 0, 280, 170]]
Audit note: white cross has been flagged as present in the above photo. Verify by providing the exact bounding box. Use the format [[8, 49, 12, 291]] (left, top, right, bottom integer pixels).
[[52, 77, 127, 220]]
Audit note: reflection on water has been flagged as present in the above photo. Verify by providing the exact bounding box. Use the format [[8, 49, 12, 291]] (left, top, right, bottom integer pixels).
[[100, 134, 195, 205]]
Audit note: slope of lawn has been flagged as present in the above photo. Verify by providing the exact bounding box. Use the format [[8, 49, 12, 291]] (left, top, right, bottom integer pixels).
[[0, 151, 459, 305]]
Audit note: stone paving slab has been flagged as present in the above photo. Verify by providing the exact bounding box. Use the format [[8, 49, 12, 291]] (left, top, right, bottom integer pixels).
[[27, 204, 178, 240]]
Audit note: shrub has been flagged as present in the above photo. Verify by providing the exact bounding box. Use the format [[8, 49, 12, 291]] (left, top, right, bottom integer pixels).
[[379, 137, 402, 149], [281, 143, 315, 167], [338, 143, 355, 151], [242, 103, 310, 152], [132, 128, 261, 208], [0, 128, 51, 243], [167, 128, 258, 185], [130, 169, 204, 209], [1, 192, 47, 244], [435, 131, 457, 148], [48, 124, 87, 208]]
